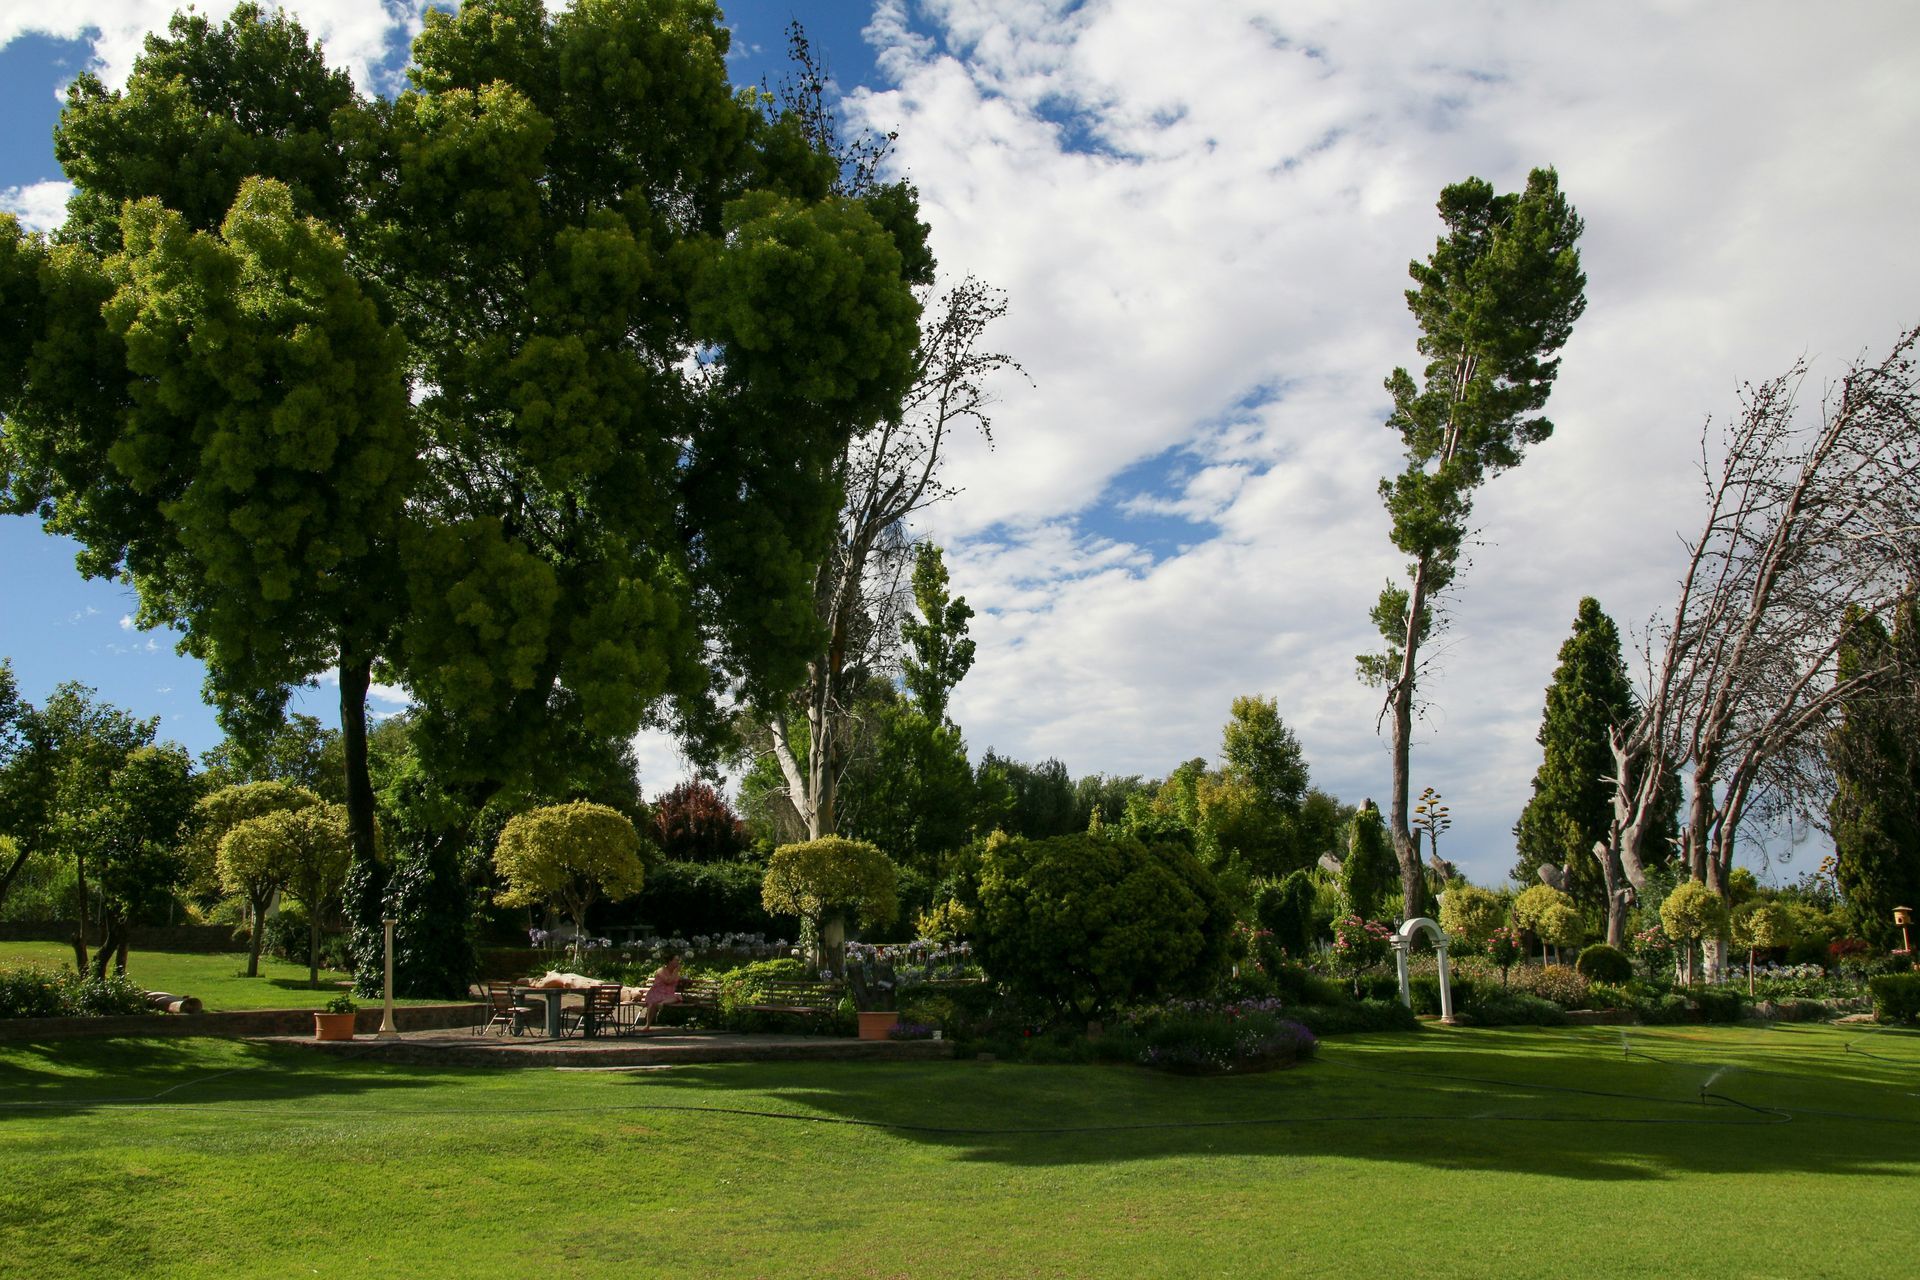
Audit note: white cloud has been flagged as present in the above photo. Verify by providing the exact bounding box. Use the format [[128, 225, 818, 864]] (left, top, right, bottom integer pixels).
[[117, 613, 134, 631], [1, 0, 421, 93], [0, 180, 72, 231], [858, 0, 1920, 882]]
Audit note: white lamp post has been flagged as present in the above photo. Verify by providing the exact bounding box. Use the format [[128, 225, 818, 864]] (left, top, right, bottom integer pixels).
[[377, 917, 399, 1039]]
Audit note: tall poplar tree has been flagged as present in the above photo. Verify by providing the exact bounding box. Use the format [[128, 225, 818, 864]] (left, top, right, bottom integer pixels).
[[1357, 168, 1586, 920], [1512, 598, 1637, 908], [1828, 601, 1920, 949]]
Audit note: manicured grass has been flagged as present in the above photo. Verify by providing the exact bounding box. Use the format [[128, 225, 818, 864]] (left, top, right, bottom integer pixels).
[[1, 1022, 1915, 1277], [0, 941, 443, 1010]]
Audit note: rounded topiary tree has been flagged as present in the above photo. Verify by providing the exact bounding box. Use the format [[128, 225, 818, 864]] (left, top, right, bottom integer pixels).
[[1438, 883, 1504, 951], [207, 782, 321, 975], [761, 836, 899, 972], [1660, 880, 1729, 987], [1731, 900, 1796, 996], [1513, 883, 1576, 963], [1537, 901, 1586, 965], [494, 802, 647, 938], [222, 804, 353, 987], [974, 830, 1233, 1019], [1575, 943, 1633, 985]]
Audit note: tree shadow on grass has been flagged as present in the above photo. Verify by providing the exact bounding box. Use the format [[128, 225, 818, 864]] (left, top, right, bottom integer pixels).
[[606, 1024, 1920, 1182], [0, 1036, 457, 1117]]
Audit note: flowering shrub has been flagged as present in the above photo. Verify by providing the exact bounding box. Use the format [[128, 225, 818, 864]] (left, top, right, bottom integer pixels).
[[1509, 963, 1590, 1009], [1829, 938, 1870, 963], [1485, 927, 1523, 985], [887, 1021, 938, 1040], [1632, 925, 1673, 969], [1332, 916, 1393, 994]]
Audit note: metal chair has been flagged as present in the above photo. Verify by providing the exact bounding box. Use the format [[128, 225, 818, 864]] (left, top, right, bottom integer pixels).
[[477, 983, 535, 1037], [563, 984, 623, 1039]]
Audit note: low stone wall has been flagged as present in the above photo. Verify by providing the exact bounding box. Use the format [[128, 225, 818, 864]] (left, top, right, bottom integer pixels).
[[0, 1002, 482, 1042], [0, 922, 242, 953]]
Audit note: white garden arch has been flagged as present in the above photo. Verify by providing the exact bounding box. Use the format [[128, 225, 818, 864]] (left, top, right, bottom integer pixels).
[[1392, 917, 1459, 1024]]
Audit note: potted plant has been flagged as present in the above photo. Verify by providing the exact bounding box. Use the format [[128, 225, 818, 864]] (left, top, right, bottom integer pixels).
[[314, 995, 358, 1041], [844, 942, 900, 1040]]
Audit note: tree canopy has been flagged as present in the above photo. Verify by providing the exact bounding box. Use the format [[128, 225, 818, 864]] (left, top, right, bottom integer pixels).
[[1, 1, 934, 944], [493, 801, 647, 931]]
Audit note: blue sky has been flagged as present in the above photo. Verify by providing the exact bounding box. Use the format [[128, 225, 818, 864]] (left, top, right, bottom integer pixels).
[[6, 2, 1920, 884]]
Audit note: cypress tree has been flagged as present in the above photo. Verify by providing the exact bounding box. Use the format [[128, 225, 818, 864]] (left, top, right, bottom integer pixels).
[[1829, 601, 1920, 950], [1512, 598, 1635, 909]]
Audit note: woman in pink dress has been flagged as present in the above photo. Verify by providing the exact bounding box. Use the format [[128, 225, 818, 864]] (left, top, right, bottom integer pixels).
[[640, 953, 683, 1031]]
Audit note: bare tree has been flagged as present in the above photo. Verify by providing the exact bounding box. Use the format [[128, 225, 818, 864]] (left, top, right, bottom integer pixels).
[[761, 277, 1019, 839], [1601, 326, 1920, 969]]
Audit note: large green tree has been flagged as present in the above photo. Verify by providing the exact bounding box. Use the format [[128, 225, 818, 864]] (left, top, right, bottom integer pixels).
[[1828, 602, 1920, 950], [73, 742, 198, 977], [1512, 598, 1637, 907], [1357, 168, 1586, 920], [3, 3, 930, 983]]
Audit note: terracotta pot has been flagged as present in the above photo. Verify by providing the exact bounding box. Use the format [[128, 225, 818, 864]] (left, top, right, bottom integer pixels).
[[856, 1010, 899, 1041], [313, 1012, 358, 1042]]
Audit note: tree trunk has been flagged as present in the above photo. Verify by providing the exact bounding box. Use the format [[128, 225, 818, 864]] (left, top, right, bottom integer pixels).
[[338, 651, 379, 867], [1388, 557, 1431, 922], [0, 842, 32, 914], [73, 850, 90, 973], [246, 893, 270, 977], [309, 913, 321, 989]]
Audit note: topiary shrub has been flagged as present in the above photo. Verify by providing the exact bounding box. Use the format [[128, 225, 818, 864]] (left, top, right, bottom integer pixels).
[[1690, 988, 1747, 1023], [762, 836, 899, 966], [973, 829, 1233, 1019], [1576, 943, 1634, 985], [1660, 881, 1728, 985]]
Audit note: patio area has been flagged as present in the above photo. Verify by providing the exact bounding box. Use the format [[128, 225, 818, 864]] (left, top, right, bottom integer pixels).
[[264, 1026, 956, 1068]]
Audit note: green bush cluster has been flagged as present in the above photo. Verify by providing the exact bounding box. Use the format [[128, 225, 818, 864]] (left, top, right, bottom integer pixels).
[[1869, 973, 1920, 1025], [1128, 1005, 1319, 1075], [1575, 944, 1633, 984], [0, 965, 153, 1019], [1461, 991, 1566, 1026], [973, 830, 1233, 1017], [1282, 1000, 1419, 1036], [634, 859, 779, 938]]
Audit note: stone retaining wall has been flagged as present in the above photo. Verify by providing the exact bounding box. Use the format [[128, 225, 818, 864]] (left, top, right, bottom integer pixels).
[[0, 1002, 482, 1042]]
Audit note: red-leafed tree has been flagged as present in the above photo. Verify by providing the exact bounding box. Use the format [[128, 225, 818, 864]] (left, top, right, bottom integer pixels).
[[651, 781, 749, 863]]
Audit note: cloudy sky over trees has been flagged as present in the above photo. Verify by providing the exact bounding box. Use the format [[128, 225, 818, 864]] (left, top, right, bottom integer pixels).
[[4, 0, 1917, 882]]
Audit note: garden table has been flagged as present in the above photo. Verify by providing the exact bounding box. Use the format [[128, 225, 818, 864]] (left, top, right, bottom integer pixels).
[[513, 986, 574, 1038]]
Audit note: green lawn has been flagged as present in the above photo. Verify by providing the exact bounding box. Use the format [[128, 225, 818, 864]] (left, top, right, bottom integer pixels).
[[1, 1022, 1915, 1277], [0, 941, 444, 1010]]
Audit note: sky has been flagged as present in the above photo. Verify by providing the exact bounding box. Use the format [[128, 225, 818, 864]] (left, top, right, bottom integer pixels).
[[4, 1, 1919, 887]]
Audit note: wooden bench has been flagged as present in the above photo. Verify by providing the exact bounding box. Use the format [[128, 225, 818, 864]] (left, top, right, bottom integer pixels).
[[744, 980, 842, 1019], [676, 977, 723, 1010]]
